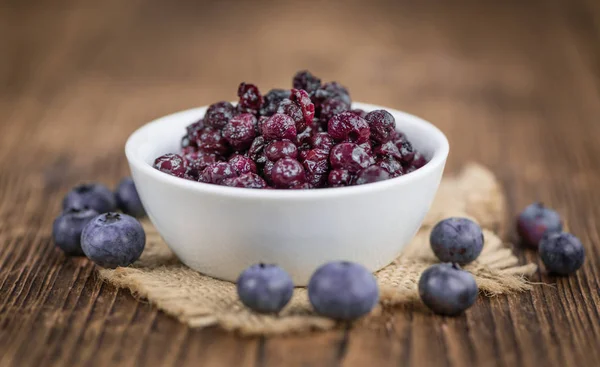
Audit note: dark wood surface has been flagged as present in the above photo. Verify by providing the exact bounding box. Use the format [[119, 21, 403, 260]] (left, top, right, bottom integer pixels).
[[1, 0, 600, 366]]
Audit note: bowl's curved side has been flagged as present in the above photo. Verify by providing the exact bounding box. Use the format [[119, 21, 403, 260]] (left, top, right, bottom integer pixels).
[[126, 103, 448, 285]]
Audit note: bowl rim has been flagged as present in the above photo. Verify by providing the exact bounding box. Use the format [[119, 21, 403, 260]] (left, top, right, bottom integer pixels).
[[125, 102, 449, 200]]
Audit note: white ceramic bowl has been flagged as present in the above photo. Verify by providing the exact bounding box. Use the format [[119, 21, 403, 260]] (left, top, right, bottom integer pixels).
[[125, 103, 449, 285]]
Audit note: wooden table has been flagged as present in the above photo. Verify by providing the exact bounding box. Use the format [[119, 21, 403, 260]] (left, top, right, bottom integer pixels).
[[1, 0, 599, 366]]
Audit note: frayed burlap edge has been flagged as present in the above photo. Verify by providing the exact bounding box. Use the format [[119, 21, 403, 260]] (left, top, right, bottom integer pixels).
[[99, 163, 537, 335]]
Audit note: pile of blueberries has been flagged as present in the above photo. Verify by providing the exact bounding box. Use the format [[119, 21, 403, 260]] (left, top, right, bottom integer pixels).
[[416, 203, 586, 316], [52, 179, 148, 268], [517, 203, 585, 275], [153, 70, 427, 189]]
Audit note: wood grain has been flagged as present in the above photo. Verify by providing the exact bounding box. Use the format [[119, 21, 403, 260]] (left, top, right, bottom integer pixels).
[[1, 0, 600, 366]]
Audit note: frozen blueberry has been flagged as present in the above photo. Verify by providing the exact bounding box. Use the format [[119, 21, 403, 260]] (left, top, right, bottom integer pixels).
[[358, 141, 373, 155], [310, 132, 334, 153], [53, 206, 99, 255], [290, 89, 315, 129], [430, 218, 484, 264], [222, 173, 267, 189], [204, 101, 236, 129], [313, 82, 351, 107], [328, 112, 370, 144], [355, 166, 390, 185], [265, 140, 298, 161], [302, 149, 329, 188], [295, 126, 313, 150], [330, 142, 375, 173], [237, 263, 294, 313], [237, 82, 263, 114], [63, 183, 117, 213], [374, 141, 402, 161], [277, 99, 305, 132], [320, 98, 350, 122], [81, 212, 146, 268], [222, 113, 257, 151], [182, 119, 204, 148], [262, 113, 297, 141], [308, 261, 379, 320], [365, 110, 396, 143], [418, 263, 478, 316], [200, 162, 238, 185], [228, 154, 257, 175], [376, 157, 404, 177], [539, 232, 585, 275], [397, 140, 415, 164], [248, 136, 268, 165], [262, 160, 275, 184], [195, 127, 230, 156], [328, 169, 353, 187], [271, 158, 306, 189], [115, 177, 146, 218], [292, 70, 321, 93], [184, 151, 220, 180], [516, 203, 563, 248], [260, 89, 291, 117]]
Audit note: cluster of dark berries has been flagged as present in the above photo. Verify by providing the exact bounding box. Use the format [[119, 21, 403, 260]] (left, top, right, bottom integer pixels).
[[419, 204, 586, 317], [418, 217, 483, 316], [52, 179, 147, 268], [153, 70, 427, 189], [237, 261, 379, 320], [517, 202, 585, 275]]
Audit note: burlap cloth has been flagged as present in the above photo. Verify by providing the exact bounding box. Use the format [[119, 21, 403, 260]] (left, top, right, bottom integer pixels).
[[99, 163, 537, 335]]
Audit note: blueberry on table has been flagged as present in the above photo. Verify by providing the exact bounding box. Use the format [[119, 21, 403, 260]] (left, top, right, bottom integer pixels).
[[52, 206, 99, 256], [236, 264, 294, 314], [308, 261, 379, 320], [418, 263, 478, 316], [539, 232, 585, 275], [430, 217, 484, 264], [115, 177, 146, 218], [517, 202, 563, 248], [81, 212, 146, 268], [62, 183, 117, 213]]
